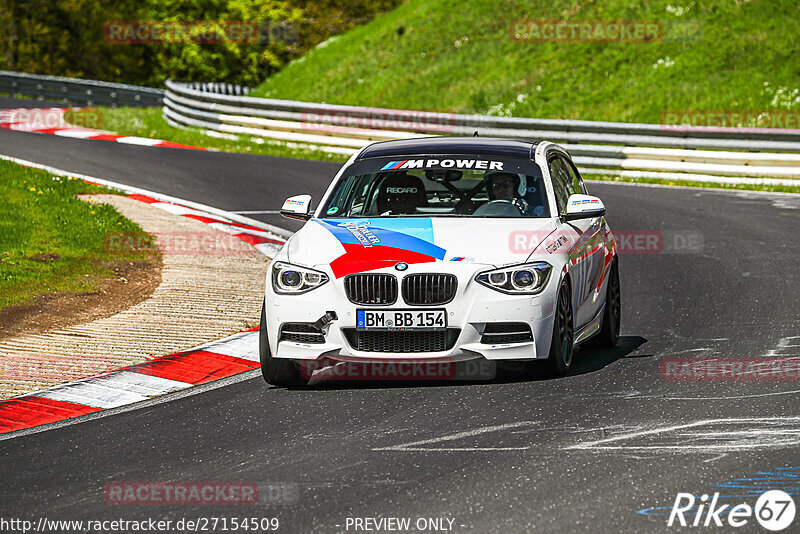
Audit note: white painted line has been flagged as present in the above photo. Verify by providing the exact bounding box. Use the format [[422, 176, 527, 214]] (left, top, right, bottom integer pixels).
[[641, 388, 800, 401], [665, 347, 714, 356], [779, 336, 800, 347], [386, 447, 530, 452], [115, 136, 162, 146], [567, 420, 718, 449], [207, 222, 272, 238], [373, 421, 537, 452], [31, 382, 148, 409], [206, 222, 241, 234], [150, 201, 228, 220], [89, 370, 192, 397], [577, 443, 800, 451], [253, 242, 283, 256], [765, 336, 800, 357], [200, 331, 260, 362], [152, 204, 284, 242], [566, 417, 800, 452], [232, 210, 281, 215], [0, 370, 262, 441], [28, 370, 192, 409], [53, 129, 113, 139], [149, 205, 284, 243]]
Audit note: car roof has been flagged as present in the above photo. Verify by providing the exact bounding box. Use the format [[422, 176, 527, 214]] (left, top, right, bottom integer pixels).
[[355, 136, 542, 160]]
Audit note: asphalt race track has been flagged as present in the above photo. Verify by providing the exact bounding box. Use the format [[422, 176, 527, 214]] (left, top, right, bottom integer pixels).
[[2, 120, 800, 532]]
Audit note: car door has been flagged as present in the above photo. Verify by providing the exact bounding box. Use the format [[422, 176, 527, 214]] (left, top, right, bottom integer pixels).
[[559, 155, 607, 327], [547, 152, 598, 329]]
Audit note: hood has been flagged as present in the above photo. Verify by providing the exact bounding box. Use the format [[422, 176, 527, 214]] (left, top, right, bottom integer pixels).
[[286, 217, 557, 278]]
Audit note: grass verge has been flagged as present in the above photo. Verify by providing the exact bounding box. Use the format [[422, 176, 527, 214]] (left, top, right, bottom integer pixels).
[[250, 0, 800, 125], [0, 159, 158, 311]]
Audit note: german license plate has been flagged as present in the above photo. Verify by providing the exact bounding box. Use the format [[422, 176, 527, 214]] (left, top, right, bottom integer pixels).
[[356, 309, 447, 330]]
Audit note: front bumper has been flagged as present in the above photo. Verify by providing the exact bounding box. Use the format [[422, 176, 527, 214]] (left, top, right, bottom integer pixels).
[[265, 264, 559, 362]]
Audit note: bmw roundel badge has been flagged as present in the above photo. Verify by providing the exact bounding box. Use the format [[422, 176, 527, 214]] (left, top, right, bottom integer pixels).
[[395, 262, 409, 271]]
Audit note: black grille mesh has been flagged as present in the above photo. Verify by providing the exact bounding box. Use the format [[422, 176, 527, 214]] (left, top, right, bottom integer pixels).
[[402, 273, 457, 305], [481, 322, 533, 344], [279, 323, 325, 344], [343, 329, 460, 353], [344, 274, 398, 305]]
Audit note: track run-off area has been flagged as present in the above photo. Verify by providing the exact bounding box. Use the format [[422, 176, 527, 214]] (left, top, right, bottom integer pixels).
[[1, 112, 800, 532]]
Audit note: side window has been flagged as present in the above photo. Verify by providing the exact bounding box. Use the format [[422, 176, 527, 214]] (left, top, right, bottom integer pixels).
[[346, 175, 375, 215], [324, 177, 353, 215], [560, 155, 585, 195], [547, 156, 571, 213]]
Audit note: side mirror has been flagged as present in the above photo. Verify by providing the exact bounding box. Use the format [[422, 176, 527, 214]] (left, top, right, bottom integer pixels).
[[560, 194, 606, 222], [280, 195, 313, 221]]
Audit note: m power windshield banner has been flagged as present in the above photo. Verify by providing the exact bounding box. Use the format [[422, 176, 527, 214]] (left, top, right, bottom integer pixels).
[[343, 155, 543, 177], [380, 159, 505, 171]]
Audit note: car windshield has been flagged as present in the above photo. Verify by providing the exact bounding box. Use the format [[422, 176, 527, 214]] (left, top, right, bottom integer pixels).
[[321, 160, 550, 218]]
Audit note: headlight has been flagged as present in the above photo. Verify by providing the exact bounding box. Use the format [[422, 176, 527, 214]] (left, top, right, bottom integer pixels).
[[475, 262, 552, 294], [272, 261, 329, 294]]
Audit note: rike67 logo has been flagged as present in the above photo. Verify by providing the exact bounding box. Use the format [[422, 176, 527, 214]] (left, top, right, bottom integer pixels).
[[668, 490, 795, 531]]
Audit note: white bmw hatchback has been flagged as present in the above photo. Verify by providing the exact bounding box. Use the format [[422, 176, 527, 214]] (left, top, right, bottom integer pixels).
[[260, 137, 620, 386]]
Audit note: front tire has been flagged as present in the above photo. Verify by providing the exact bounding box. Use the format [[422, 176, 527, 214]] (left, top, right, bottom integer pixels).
[[545, 281, 574, 376], [259, 302, 307, 387]]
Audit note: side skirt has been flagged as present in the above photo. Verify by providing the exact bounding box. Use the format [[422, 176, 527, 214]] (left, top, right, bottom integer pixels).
[[574, 303, 605, 346]]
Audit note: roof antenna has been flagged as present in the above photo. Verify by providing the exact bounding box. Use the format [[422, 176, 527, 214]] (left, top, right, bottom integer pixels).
[[473, 131, 479, 137]]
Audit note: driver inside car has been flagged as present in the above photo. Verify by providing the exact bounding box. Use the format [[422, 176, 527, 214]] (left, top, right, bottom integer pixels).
[[485, 171, 545, 216]]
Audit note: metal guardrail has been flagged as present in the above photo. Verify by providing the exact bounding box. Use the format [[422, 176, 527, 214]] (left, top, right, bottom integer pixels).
[[163, 80, 800, 183], [0, 71, 163, 107], [3, 71, 796, 184]]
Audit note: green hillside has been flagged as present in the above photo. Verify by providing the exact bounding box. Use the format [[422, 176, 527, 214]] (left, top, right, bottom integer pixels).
[[251, 0, 800, 124]]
